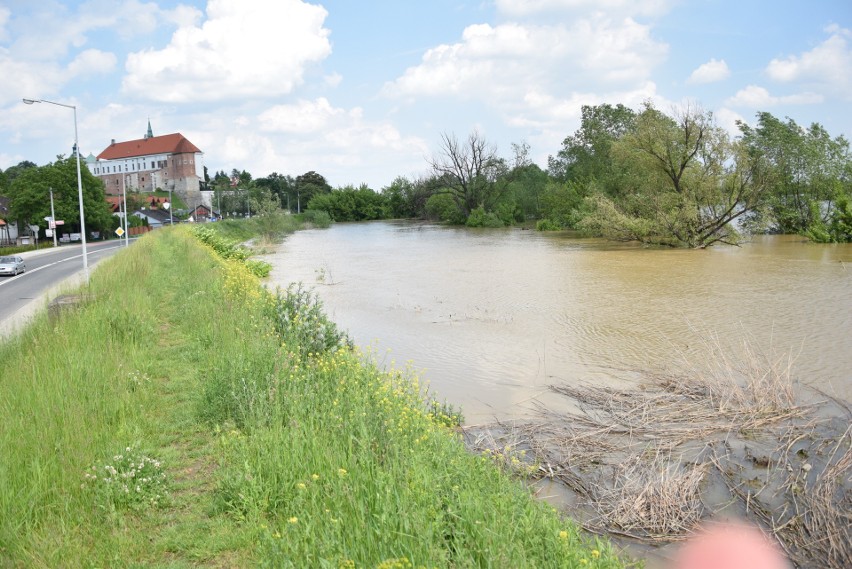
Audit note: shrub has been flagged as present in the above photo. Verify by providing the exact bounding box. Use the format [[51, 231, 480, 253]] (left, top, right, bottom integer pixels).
[[425, 193, 465, 224], [301, 209, 332, 228], [190, 224, 271, 276], [536, 218, 562, 231], [805, 195, 852, 243], [269, 283, 351, 358], [466, 206, 504, 228], [191, 225, 249, 261]]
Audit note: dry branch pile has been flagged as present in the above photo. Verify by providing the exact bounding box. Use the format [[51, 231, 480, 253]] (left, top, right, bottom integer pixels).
[[465, 340, 851, 568]]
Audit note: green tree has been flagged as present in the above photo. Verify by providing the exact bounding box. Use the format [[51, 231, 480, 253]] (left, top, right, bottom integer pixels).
[[2, 161, 38, 187], [9, 157, 112, 236], [805, 193, 852, 242], [256, 172, 296, 210], [541, 104, 637, 227], [548, 104, 636, 189], [492, 142, 548, 223], [580, 103, 770, 247], [249, 186, 281, 217], [539, 179, 589, 228], [210, 170, 235, 216], [424, 192, 465, 223], [212, 169, 255, 217], [738, 112, 851, 234], [308, 184, 387, 221], [382, 175, 441, 219], [294, 171, 332, 213]]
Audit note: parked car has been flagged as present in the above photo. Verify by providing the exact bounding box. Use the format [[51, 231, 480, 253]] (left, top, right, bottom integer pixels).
[[0, 255, 26, 276]]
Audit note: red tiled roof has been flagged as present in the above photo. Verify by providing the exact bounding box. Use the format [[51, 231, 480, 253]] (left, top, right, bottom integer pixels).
[[96, 133, 201, 160]]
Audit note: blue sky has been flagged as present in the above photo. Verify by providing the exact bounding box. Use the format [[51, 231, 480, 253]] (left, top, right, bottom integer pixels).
[[1, 0, 850, 190]]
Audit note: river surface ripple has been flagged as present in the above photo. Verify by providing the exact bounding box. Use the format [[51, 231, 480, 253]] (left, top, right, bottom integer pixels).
[[263, 220, 852, 424]]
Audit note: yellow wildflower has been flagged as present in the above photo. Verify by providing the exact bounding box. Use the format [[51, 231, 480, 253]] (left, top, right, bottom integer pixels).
[[288, 517, 298, 524]]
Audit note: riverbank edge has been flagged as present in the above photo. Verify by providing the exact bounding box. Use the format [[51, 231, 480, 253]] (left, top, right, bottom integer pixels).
[[0, 222, 629, 567]]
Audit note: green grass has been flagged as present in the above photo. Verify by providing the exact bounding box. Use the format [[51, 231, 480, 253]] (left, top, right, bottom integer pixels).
[[212, 212, 305, 243], [0, 224, 626, 568]]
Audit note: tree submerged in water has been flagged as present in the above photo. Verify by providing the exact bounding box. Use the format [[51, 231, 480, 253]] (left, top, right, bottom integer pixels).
[[578, 102, 771, 248]]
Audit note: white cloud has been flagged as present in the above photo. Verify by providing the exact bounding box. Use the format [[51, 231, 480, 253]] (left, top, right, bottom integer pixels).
[[765, 25, 852, 98], [519, 80, 658, 126], [122, 0, 332, 103], [687, 58, 730, 84], [0, 45, 117, 107], [0, 152, 25, 170], [0, 7, 10, 43], [259, 98, 346, 134], [8, 1, 162, 61], [78, 0, 161, 40], [495, 0, 672, 18], [0, 1, 175, 106], [381, 8, 671, 171], [726, 85, 823, 108], [161, 4, 204, 29], [714, 107, 747, 137], [383, 15, 666, 133], [257, 97, 426, 154], [181, 97, 430, 188], [0, 52, 53, 105], [324, 72, 343, 88], [67, 49, 117, 78]]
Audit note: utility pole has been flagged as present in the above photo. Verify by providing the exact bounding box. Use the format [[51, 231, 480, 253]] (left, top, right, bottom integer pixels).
[[49, 187, 57, 247]]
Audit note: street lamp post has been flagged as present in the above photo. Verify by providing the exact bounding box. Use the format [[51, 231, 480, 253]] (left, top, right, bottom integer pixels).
[[121, 179, 129, 247], [23, 98, 89, 283]]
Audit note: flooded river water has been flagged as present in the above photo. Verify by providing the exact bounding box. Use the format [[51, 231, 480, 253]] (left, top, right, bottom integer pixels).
[[265, 221, 852, 424]]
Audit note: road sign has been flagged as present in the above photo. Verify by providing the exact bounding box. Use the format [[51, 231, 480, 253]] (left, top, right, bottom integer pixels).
[[115, 227, 125, 237], [55, 220, 64, 226]]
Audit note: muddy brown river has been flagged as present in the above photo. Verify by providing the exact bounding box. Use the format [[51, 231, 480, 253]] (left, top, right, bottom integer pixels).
[[265, 220, 852, 424]]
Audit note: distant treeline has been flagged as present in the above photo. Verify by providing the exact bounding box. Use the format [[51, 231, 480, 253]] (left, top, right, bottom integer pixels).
[[257, 103, 851, 247], [3, 103, 850, 247]]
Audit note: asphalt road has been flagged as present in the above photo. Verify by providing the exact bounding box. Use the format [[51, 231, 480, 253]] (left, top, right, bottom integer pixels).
[[0, 239, 129, 338]]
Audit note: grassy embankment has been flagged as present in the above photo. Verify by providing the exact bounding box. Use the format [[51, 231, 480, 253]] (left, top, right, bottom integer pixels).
[[0, 219, 624, 567]]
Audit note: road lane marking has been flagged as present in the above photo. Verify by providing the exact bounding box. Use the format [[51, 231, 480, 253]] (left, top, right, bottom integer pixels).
[[0, 244, 124, 288]]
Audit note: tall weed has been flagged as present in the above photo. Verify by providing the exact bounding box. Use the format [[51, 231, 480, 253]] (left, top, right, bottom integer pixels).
[[269, 283, 351, 358]]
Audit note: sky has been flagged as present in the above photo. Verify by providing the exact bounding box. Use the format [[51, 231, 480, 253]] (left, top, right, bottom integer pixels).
[[1, 0, 850, 190]]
